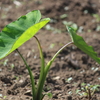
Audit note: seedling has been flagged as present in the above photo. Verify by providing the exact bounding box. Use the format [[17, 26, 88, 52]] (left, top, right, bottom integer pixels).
[[96, 25, 100, 32], [0, 95, 7, 100], [14, 75, 19, 80], [0, 10, 100, 100], [3, 96, 7, 99], [49, 43, 55, 49], [43, 92, 53, 99], [3, 59, 8, 66], [60, 14, 68, 19], [47, 93, 53, 99], [93, 14, 100, 22], [10, 63, 15, 69], [66, 77, 73, 83], [76, 83, 100, 100]]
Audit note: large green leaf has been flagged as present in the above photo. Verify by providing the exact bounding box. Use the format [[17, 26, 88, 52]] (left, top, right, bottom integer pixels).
[[0, 10, 50, 59], [67, 26, 100, 64]]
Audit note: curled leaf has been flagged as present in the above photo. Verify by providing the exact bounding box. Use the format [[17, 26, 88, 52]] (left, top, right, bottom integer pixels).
[[67, 26, 100, 64]]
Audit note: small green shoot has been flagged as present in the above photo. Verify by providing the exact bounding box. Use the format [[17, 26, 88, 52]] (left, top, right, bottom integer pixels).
[[0, 95, 7, 100], [14, 76, 19, 80], [93, 14, 100, 22], [3, 96, 7, 99], [44, 92, 53, 99], [49, 43, 55, 49], [96, 25, 100, 32], [10, 63, 15, 69], [3, 59, 8, 66], [68, 90, 73, 95], [76, 83, 100, 100], [47, 93, 53, 99], [66, 77, 73, 83], [60, 14, 68, 19], [87, 29, 91, 33]]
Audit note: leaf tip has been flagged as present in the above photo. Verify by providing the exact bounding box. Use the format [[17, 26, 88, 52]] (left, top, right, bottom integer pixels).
[[66, 26, 75, 32]]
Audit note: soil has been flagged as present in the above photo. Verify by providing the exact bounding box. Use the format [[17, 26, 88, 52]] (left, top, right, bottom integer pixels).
[[0, 0, 100, 100]]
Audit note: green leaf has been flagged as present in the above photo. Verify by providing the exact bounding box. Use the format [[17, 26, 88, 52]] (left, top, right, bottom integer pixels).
[[67, 26, 100, 64], [0, 10, 50, 59]]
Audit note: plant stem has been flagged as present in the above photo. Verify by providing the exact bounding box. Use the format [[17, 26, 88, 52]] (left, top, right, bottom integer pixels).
[[88, 88, 91, 100], [16, 49, 36, 100], [45, 42, 74, 75], [36, 41, 74, 100], [34, 36, 45, 100]]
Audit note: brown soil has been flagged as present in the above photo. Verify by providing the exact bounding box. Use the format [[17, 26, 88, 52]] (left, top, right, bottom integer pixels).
[[0, 0, 100, 100]]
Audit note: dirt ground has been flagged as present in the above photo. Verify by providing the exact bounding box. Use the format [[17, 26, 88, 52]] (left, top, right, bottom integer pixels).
[[0, 0, 100, 100]]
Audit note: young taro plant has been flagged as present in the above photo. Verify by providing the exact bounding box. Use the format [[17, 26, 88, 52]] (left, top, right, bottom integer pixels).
[[0, 10, 100, 100]]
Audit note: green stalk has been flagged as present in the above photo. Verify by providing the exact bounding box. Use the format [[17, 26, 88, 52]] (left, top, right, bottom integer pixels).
[[40, 42, 74, 91], [16, 49, 36, 100], [45, 42, 74, 74], [34, 36, 45, 100], [32, 41, 73, 100]]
